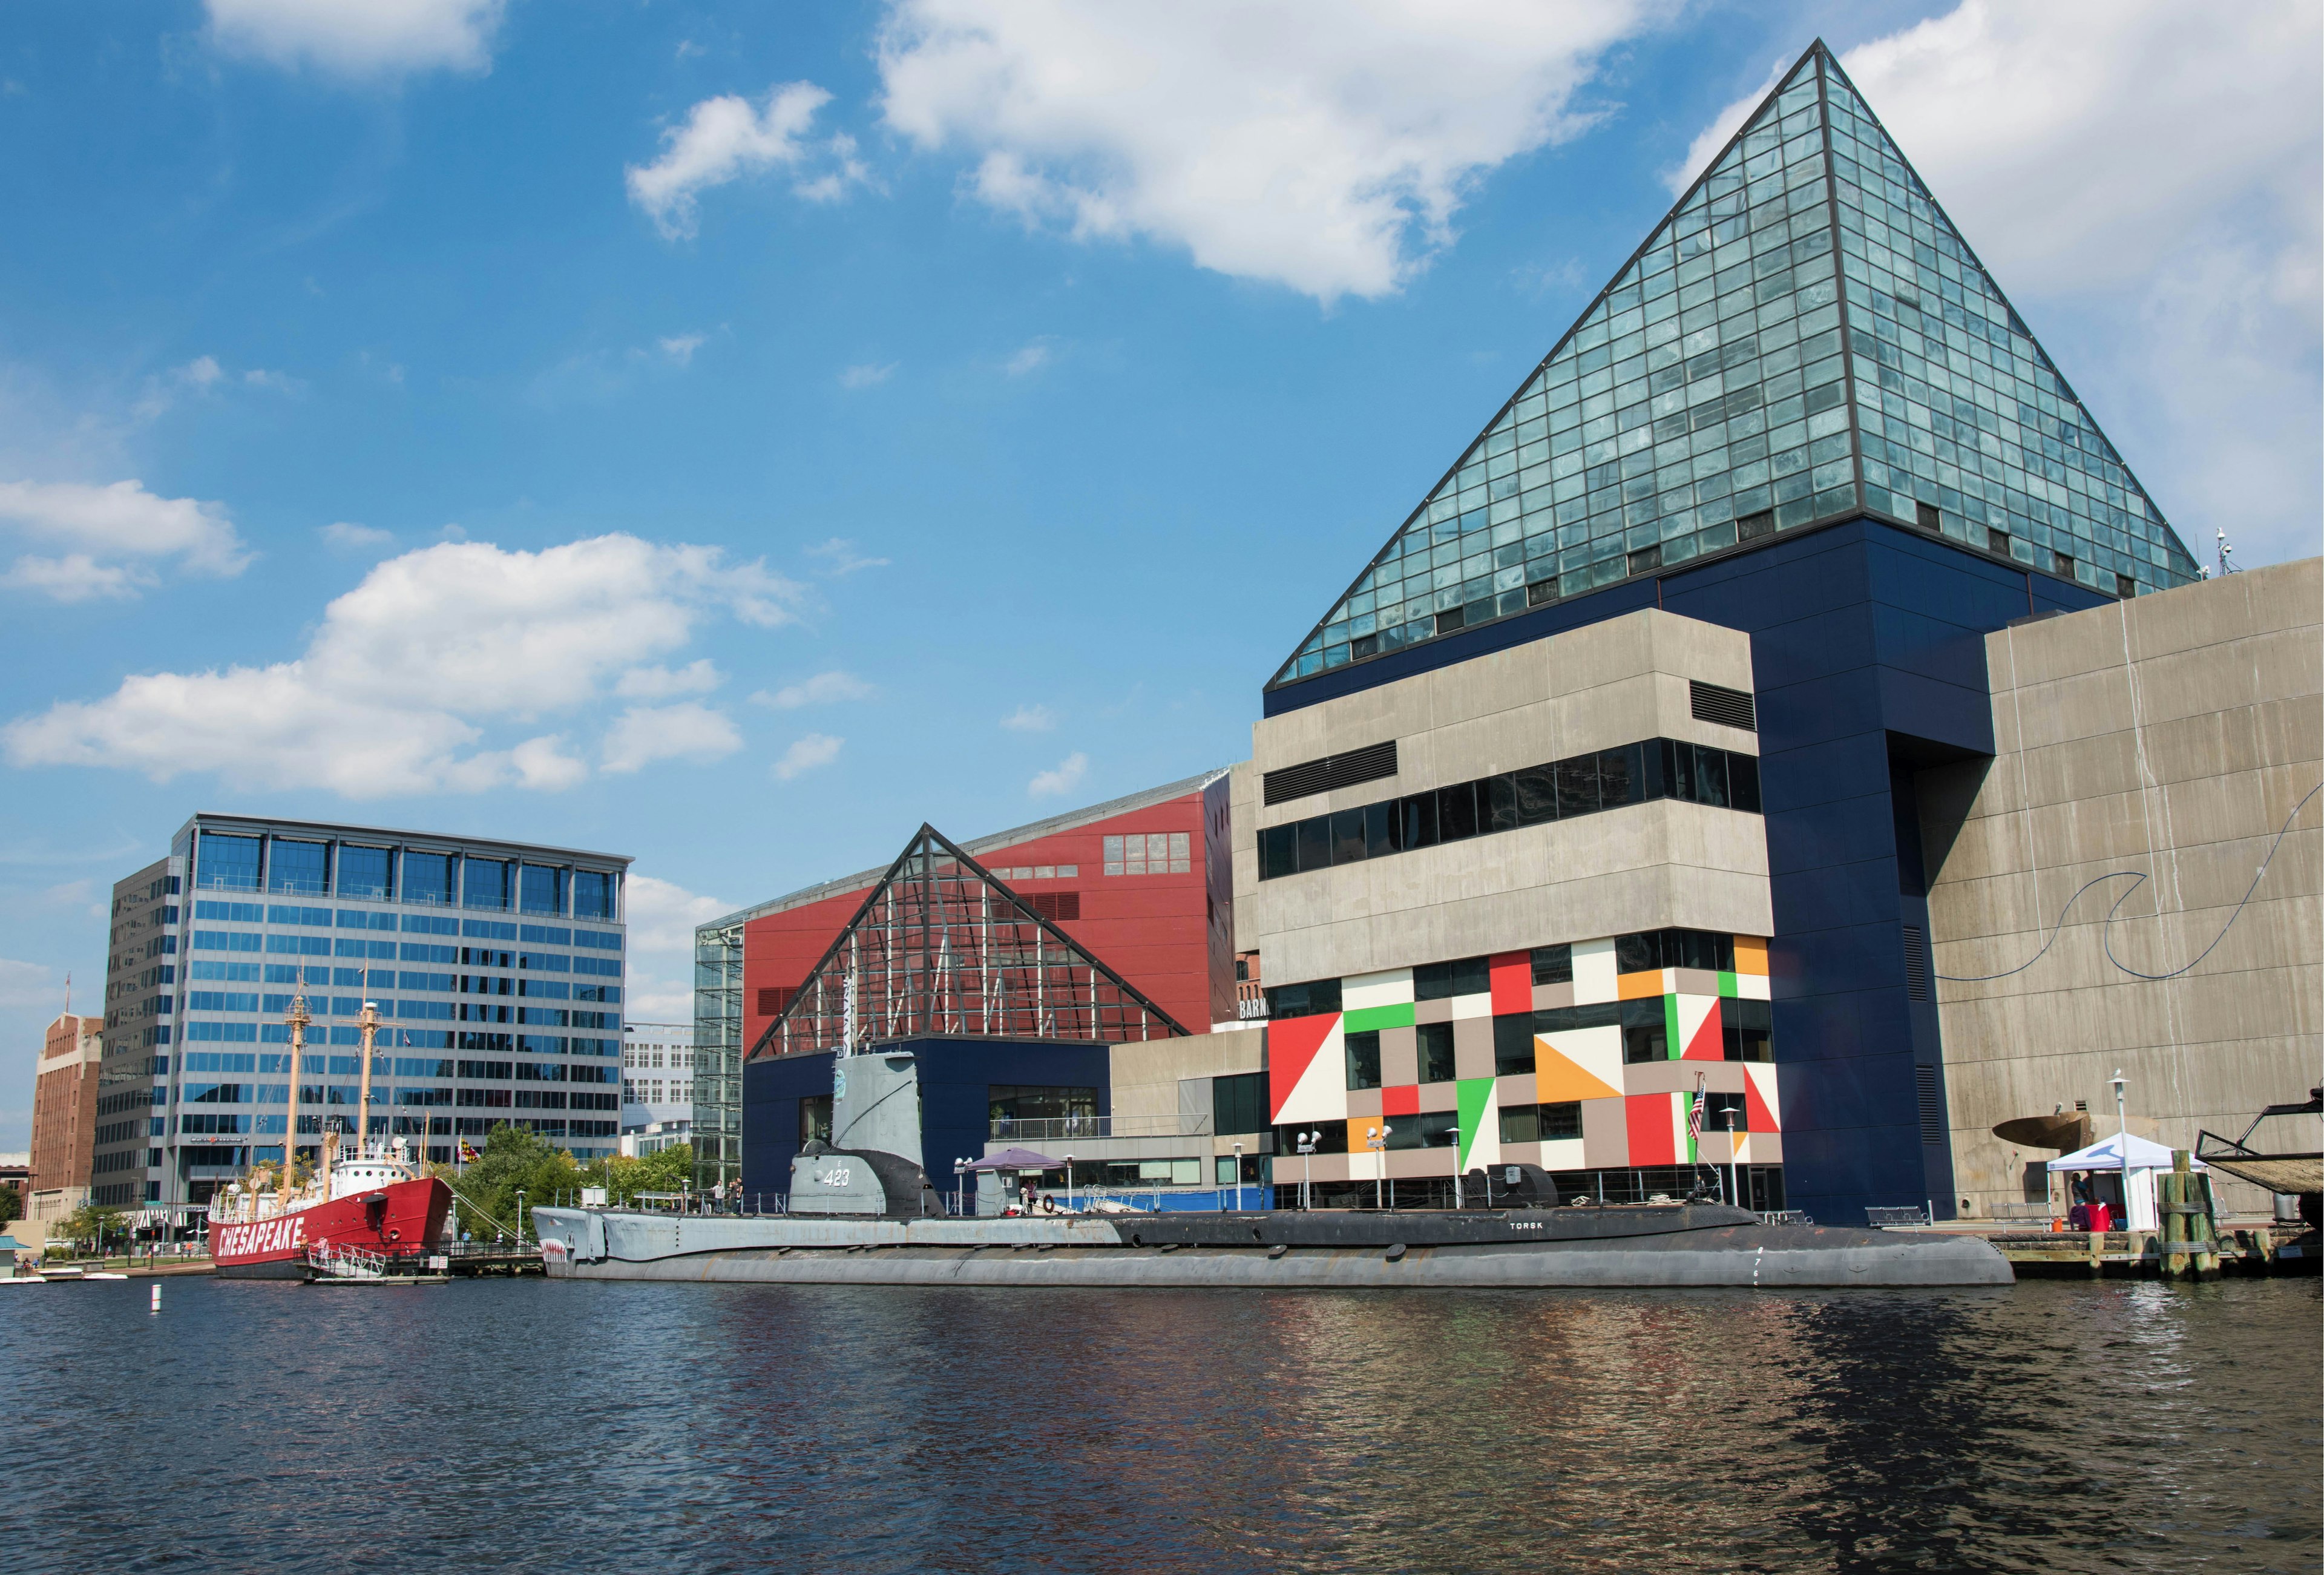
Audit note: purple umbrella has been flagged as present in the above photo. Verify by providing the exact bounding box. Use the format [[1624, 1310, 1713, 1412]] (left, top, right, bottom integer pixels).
[[963, 1148, 1063, 1172]]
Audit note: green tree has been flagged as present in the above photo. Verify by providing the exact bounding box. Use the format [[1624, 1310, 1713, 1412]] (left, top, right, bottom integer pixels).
[[57, 1203, 125, 1257], [576, 1143, 694, 1207], [430, 1125, 580, 1243], [0, 1187, 22, 1226]]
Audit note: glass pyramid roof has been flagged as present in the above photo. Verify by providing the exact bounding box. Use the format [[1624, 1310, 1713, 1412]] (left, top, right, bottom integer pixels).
[[747, 824, 1190, 1060], [1270, 41, 2200, 692]]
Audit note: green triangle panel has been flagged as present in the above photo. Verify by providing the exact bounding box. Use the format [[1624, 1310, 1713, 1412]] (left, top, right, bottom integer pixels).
[[1271, 42, 2198, 692]]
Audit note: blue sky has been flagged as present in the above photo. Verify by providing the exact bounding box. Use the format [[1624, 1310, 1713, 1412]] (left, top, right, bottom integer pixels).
[[0, 1, 2316, 1144]]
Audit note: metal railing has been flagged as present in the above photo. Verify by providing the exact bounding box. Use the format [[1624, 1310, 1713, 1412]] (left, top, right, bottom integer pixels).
[[1865, 1205, 1931, 1228], [987, 1114, 1213, 1141]]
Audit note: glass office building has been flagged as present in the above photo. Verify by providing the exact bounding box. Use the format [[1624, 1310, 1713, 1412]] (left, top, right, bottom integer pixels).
[[99, 814, 632, 1212]]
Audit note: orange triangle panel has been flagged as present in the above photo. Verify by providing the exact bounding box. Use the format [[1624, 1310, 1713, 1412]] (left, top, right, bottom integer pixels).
[[1532, 1041, 1621, 1103]]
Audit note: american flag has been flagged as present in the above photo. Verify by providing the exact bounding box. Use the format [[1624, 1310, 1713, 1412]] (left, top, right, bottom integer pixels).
[[1687, 1072, 1707, 1142]]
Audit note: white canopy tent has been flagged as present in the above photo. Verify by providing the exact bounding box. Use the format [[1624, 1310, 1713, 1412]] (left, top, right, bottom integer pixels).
[[2047, 1133, 2204, 1231]]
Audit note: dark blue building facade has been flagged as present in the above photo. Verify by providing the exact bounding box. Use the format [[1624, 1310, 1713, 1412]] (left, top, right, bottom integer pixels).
[[743, 1037, 1113, 1202]]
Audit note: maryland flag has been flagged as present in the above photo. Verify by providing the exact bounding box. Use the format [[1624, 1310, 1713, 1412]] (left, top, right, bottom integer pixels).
[[458, 1140, 479, 1163]]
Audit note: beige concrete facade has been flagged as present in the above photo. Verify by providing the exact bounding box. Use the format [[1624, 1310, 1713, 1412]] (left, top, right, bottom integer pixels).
[[1241, 607, 1771, 986], [1921, 557, 2322, 1217]]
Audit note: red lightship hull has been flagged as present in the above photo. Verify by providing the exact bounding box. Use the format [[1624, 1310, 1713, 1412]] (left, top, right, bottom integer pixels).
[[211, 1176, 452, 1279]]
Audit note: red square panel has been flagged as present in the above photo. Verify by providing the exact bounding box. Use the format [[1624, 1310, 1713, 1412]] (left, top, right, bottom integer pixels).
[[1489, 952, 1532, 1015], [1381, 1085, 1420, 1117]]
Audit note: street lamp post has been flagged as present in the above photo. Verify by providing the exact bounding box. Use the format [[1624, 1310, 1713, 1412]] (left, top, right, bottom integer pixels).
[[954, 1158, 971, 1217], [1232, 1140, 1244, 1212], [1065, 1152, 1075, 1213], [1724, 1108, 1742, 1215], [2110, 1069, 2129, 1223], [1368, 1124, 1391, 1210], [1296, 1131, 1319, 1211], [515, 1188, 526, 1246]]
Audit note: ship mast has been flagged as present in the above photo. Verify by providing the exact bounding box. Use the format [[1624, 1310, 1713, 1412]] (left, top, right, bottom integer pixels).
[[356, 1001, 382, 1160], [285, 993, 309, 1196]]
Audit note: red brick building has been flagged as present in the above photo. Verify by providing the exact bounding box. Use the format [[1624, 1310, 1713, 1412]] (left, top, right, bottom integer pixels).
[[739, 769, 1238, 1059]]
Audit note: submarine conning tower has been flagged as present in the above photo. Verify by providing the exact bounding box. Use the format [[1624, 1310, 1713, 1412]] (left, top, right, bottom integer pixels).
[[788, 1047, 938, 1218]]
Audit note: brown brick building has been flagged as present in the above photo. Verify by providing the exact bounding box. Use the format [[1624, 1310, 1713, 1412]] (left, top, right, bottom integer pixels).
[[29, 1013, 102, 1223]]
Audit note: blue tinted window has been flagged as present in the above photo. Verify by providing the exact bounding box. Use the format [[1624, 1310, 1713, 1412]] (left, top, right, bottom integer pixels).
[[338, 845, 393, 900], [404, 852, 453, 906], [573, 870, 616, 921], [197, 833, 261, 892], [520, 865, 565, 916], [462, 858, 510, 911], [267, 841, 330, 896], [519, 924, 572, 945]]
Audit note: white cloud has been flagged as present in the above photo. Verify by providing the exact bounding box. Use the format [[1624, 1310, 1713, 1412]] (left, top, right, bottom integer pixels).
[[206, 0, 507, 77], [773, 732, 844, 781], [839, 361, 898, 389], [1000, 703, 1054, 732], [619, 872, 729, 1019], [627, 82, 867, 239], [1004, 341, 1051, 376], [0, 554, 142, 602], [1663, 58, 1786, 197], [600, 701, 743, 774], [876, 0, 1663, 303], [1829, 1, 2320, 568], [4, 533, 803, 797], [1028, 751, 1087, 797], [0, 478, 250, 600], [658, 334, 707, 365], [0, 956, 59, 1010], [615, 659, 724, 699], [319, 521, 395, 550], [806, 536, 890, 575], [752, 671, 874, 709]]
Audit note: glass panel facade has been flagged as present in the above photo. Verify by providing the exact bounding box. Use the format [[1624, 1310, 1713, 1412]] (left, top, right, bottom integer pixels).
[[520, 864, 566, 916], [573, 869, 617, 921], [1269, 45, 2196, 691], [196, 833, 261, 892], [267, 840, 330, 896], [1819, 67, 2198, 594], [404, 852, 453, 906], [338, 845, 393, 900], [462, 858, 510, 911]]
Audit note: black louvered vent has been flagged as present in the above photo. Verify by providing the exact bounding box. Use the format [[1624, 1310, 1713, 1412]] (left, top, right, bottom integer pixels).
[[1903, 925, 1929, 1000], [1689, 680, 1756, 732], [1029, 892, 1081, 922], [1262, 740, 1399, 806], [1915, 1064, 1944, 1145]]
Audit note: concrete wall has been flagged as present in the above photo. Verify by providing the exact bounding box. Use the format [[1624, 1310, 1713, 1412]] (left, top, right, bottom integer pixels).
[[1244, 607, 1769, 985], [1922, 557, 2323, 1216]]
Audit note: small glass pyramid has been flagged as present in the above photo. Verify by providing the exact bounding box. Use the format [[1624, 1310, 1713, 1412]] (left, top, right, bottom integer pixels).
[[1270, 41, 2200, 691], [748, 825, 1190, 1059]]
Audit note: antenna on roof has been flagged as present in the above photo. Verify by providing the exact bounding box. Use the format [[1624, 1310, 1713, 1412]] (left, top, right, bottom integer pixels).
[[2215, 528, 2239, 577]]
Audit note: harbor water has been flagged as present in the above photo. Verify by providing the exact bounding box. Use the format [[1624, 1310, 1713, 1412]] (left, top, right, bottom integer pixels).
[[1, 1275, 2314, 1572]]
